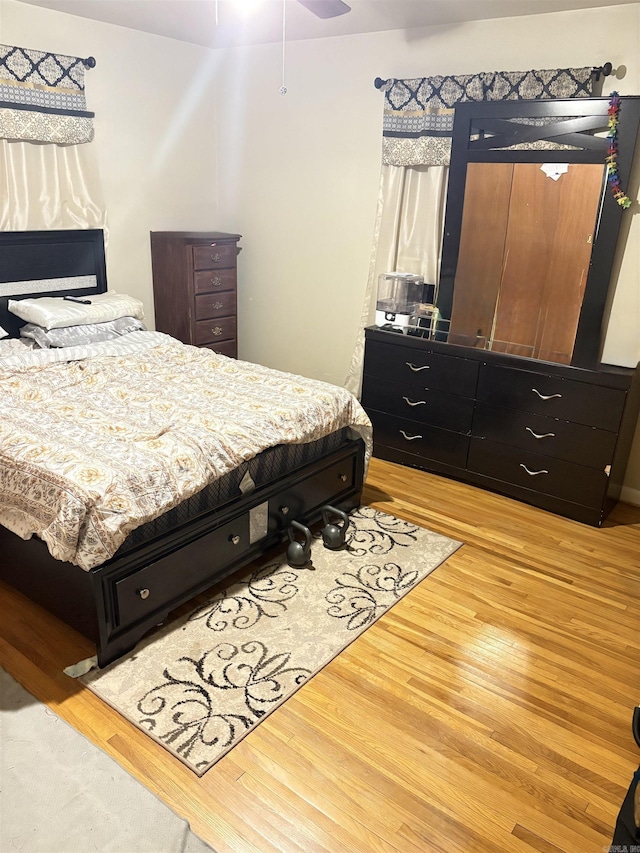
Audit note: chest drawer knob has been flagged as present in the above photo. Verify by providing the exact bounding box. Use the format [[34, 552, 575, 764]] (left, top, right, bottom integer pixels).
[[211, 252, 222, 262], [406, 362, 430, 372], [403, 396, 427, 407], [229, 534, 241, 546], [525, 426, 556, 439], [210, 276, 222, 287], [400, 429, 423, 441], [339, 473, 348, 482], [519, 464, 549, 476], [137, 588, 150, 600], [532, 388, 562, 401], [211, 326, 223, 336]]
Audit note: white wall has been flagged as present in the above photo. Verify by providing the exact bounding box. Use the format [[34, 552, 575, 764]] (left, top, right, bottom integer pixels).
[[2, 0, 640, 502], [1, 0, 223, 309], [214, 3, 640, 503]]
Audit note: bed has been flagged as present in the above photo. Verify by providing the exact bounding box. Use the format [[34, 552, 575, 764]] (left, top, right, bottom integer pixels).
[[0, 229, 371, 667]]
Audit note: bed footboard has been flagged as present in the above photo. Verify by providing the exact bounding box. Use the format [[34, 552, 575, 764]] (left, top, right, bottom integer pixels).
[[0, 438, 365, 668]]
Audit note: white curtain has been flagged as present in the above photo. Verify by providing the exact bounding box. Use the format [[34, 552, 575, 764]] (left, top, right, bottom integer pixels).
[[0, 140, 106, 232], [345, 163, 449, 395]]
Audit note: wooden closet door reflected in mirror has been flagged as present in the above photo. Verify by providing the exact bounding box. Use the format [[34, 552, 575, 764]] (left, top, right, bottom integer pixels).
[[449, 161, 604, 364]]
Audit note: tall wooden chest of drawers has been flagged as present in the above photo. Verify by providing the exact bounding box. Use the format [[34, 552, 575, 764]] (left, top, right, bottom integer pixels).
[[362, 326, 640, 526], [150, 231, 241, 357]]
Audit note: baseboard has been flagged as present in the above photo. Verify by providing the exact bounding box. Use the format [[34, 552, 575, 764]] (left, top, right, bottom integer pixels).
[[620, 485, 640, 507]]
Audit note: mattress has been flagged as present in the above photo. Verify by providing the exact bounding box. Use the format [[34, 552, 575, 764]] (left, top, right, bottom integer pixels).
[[115, 427, 352, 556], [0, 332, 372, 569]]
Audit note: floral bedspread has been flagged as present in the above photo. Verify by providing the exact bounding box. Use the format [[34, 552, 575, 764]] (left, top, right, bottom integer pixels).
[[0, 332, 372, 570]]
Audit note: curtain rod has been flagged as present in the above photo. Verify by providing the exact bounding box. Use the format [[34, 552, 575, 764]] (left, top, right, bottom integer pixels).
[[373, 63, 613, 89]]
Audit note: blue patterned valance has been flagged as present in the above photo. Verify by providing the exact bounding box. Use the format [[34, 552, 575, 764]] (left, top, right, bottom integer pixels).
[[381, 67, 594, 166], [0, 44, 94, 145]]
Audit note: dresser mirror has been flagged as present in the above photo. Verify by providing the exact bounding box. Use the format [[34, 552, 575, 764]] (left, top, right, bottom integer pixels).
[[433, 97, 640, 368]]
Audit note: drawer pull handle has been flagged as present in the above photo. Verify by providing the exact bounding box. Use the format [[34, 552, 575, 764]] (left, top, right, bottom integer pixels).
[[229, 534, 241, 546], [400, 430, 422, 441], [137, 588, 150, 600], [211, 326, 223, 336], [280, 505, 290, 515], [211, 276, 222, 287], [211, 252, 222, 262], [406, 362, 430, 372], [532, 388, 562, 401], [525, 427, 555, 440], [212, 301, 224, 310], [339, 473, 348, 482], [519, 464, 549, 476], [402, 396, 426, 407]]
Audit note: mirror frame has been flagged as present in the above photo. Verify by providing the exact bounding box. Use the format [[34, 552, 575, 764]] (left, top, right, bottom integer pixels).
[[438, 96, 640, 368]]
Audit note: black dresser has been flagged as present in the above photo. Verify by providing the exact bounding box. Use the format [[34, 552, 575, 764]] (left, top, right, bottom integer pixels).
[[362, 326, 640, 526]]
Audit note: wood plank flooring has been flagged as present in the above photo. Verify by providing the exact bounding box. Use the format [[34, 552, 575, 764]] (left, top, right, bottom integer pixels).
[[1, 457, 638, 852]]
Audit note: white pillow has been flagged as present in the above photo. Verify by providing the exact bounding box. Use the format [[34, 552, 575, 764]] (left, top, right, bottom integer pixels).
[[0, 325, 8, 338], [21, 316, 146, 349], [8, 292, 145, 330]]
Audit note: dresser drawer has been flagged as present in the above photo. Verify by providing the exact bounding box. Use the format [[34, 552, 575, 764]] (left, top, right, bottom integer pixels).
[[364, 339, 478, 397], [203, 339, 237, 358], [193, 268, 236, 295], [192, 243, 237, 271], [473, 403, 617, 469], [113, 514, 250, 628], [468, 438, 608, 507], [362, 375, 474, 432], [194, 315, 235, 346], [195, 291, 236, 320], [477, 364, 625, 431], [369, 410, 469, 468]]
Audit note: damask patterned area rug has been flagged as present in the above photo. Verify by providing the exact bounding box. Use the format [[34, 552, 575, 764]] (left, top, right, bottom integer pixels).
[[80, 507, 462, 776]]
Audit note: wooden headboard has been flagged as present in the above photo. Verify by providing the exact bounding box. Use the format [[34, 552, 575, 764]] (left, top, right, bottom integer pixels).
[[0, 229, 107, 338]]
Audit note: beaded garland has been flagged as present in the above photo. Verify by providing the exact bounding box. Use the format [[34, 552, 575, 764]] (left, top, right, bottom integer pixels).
[[606, 92, 632, 209]]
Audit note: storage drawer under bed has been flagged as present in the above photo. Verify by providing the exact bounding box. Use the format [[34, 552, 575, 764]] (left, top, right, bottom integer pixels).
[[268, 453, 359, 533], [104, 439, 363, 637], [114, 513, 251, 628]]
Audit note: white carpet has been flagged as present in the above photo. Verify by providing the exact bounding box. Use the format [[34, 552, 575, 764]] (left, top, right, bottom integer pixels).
[[0, 668, 214, 853]]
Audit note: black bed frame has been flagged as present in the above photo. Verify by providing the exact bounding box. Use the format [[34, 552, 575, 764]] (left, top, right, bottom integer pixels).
[[0, 230, 365, 666]]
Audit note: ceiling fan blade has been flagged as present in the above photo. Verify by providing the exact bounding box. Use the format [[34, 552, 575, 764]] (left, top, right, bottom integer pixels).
[[297, 0, 351, 19]]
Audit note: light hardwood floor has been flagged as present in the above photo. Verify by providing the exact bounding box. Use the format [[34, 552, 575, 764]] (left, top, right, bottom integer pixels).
[[1, 457, 638, 853]]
